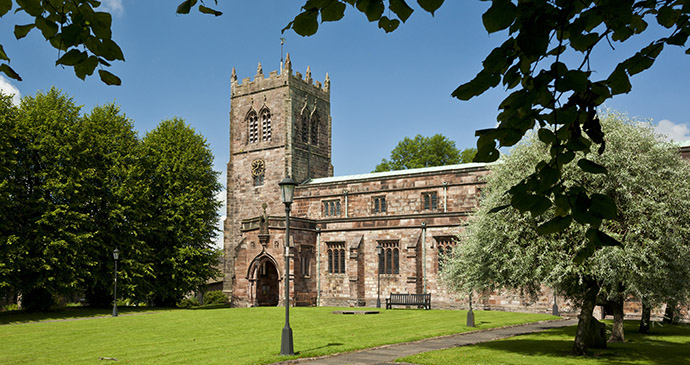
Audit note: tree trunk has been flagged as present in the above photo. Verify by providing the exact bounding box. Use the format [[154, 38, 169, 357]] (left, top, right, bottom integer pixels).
[[663, 301, 678, 325], [572, 280, 601, 355], [608, 297, 625, 343], [639, 301, 651, 334]]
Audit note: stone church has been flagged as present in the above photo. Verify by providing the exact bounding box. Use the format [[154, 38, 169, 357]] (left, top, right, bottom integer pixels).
[[221, 56, 690, 317], [220, 55, 549, 312]]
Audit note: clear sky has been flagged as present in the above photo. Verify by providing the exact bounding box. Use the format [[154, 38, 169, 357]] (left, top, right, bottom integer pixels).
[[1, 1, 689, 246]]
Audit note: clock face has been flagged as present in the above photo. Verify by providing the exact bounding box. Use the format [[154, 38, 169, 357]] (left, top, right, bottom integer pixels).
[[251, 159, 265, 177]]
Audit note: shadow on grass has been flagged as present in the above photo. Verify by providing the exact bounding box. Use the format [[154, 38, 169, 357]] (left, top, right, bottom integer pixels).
[[297, 342, 345, 355], [187, 304, 232, 310], [463, 323, 690, 365], [0, 306, 169, 325]]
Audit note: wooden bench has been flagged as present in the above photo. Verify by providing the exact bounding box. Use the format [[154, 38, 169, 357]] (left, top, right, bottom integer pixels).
[[294, 292, 317, 307], [385, 293, 431, 310]]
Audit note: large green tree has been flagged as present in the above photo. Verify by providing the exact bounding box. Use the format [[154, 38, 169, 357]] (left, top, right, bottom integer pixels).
[[285, 0, 690, 261], [442, 113, 690, 354], [374, 134, 476, 172], [0, 89, 222, 310], [136, 118, 222, 307]]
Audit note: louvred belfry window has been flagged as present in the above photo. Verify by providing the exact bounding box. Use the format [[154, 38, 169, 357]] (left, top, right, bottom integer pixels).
[[247, 111, 258, 144], [260, 108, 271, 141]]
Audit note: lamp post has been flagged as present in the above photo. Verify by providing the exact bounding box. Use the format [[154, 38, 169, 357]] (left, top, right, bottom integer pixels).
[[279, 176, 297, 356], [376, 245, 383, 308], [552, 292, 560, 316], [112, 248, 120, 317], [466, 291, 475, 327]]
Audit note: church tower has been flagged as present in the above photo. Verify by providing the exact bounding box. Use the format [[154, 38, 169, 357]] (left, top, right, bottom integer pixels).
[[222, 55, 333, 303]]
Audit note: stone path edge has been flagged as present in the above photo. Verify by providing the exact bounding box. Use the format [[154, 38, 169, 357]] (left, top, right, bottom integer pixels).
[[272, 317, 576, 364]]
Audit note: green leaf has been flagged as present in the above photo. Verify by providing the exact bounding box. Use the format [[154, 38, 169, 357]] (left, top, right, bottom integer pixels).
[[452, 69, 500, 100], [378, 16, 400, 32], [488, 204, 509, 213], [577, 158, 607, 174], [569, 32, 599, 52], [99, 39, 125, 61], [556, 150, 575, 167], [529, 195, 552, 216], [417, 0, 444, 15], [74, 56, 99, 80], [390, 0, 413, 22], [537, 128, 556, 144], [482, 0, 516, 33], [98, 69, 121, 86], [90, 12, 113, 39], [536, 215, 572, 235], [0, 44, 8, 61], [356, 0, 385, 22], [607, 65, 631, 95], [16, 0, 42, 16], [198, 5, 222, 16], [586, 228, 621, 248], [291, 11, 319, 36], [0, 63, 21, 81], [176, 0, 197, 14], [573, 241, 595, 264], [0, 0, 11, 16], [559, 70, 588, 93], [589, 193, 617, 220], [56, 49, 88, 66], [14, 24, 35, 40], [657, 6, 679, 28], [321, 1, 346, 22], [35, 16, 58, 39]]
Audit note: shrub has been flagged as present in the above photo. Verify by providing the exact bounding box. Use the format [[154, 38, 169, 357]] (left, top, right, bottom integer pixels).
[[2, 303, 19, 311], [177, 297, 200, 308], [22, 287, 56, 313], [203, 290, 227, 305]]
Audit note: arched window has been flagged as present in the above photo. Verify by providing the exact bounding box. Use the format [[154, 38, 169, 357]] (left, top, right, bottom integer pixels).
[[247, 110, 258, 144], [327, 242, 345, 274], [435, 236, 457, 272], [301, 113, 309, 143], [260, 108, 271, 141], [378, 240, 400, 275], [310, 113, 319, 146]]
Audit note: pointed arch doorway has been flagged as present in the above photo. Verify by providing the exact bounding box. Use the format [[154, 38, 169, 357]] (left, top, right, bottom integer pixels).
[[249, 254, 280, 306]]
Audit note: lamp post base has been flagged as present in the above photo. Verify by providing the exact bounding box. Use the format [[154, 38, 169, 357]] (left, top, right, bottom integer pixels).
[[466, 308, 475, 327], [376, 298, 381, 308], [112, 305, 118, 317], [280, 326, 294, 356]]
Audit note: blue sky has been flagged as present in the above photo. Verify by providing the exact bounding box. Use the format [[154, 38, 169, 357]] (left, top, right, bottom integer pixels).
[[1, 1, 689, 246]]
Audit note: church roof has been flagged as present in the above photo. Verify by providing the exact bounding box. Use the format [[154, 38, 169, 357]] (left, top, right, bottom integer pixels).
[[303, 162, 490, 186]]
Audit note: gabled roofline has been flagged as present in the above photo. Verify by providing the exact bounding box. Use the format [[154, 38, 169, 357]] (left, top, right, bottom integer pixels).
[[301, 162, 491, 187]]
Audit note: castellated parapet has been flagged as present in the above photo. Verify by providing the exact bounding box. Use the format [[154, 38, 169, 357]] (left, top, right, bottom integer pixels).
[[230, 53, 331, 99]]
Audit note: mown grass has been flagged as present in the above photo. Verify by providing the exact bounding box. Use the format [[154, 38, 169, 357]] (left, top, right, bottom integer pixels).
[[399, 321, 690, 364], [0, 307, 555, 364]]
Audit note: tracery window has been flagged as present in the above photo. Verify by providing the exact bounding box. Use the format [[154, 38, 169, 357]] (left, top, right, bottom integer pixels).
[[435, 236, 457, 272], [310, 113, 319, 146], [247, 110, 258, 144], [260, 108, 271, 141], [301, 252, 311, 277], [378, 240, 399, 275], [301, 113, 309, 143], [373, 196, 386, 213], [327, 242, 345, 274], [422, 191, 438, 211], [251, 159, 265, 186], [323, 199, 341, 217]]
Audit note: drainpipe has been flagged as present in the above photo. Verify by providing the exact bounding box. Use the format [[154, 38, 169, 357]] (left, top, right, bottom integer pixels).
[[316, 226, 321, 306], [343, 190, 348, 218], [443, 182, 448, 212], [421, 222, 427, 294]]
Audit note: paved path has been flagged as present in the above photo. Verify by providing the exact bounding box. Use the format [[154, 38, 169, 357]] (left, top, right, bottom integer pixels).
[[279, 318, 578, 365]]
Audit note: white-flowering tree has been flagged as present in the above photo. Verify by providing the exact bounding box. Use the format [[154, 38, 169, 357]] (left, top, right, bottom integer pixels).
[[443, 112, 690, 355]]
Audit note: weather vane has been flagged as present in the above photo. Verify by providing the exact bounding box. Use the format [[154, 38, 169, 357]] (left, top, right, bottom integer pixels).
[[280, 38, 286, 71]]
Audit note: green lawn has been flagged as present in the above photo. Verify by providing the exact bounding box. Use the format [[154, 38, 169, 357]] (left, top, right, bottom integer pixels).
[[399, 321, 690, 364], [0, 307, 555, 364]]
